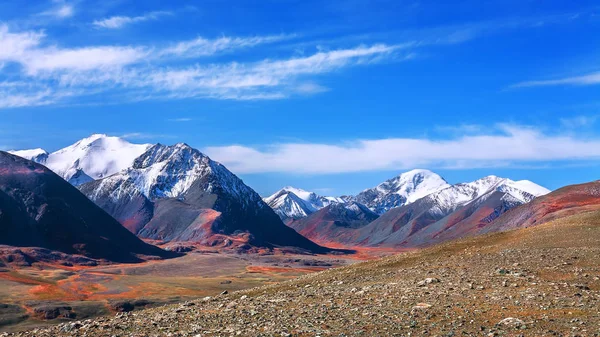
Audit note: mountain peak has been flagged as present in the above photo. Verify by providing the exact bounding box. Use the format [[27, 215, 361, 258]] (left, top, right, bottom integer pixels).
[[400, 168, 439, 177], [264, 186, 343, 221], [280, 186, 315, 201], [72, 133, 111, 146], [352, 169, 451, 214], [15, 135, 153, 185]]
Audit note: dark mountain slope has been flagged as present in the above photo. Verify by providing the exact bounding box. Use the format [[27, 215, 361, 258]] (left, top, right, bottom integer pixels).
[[0, 151, 176, 263]]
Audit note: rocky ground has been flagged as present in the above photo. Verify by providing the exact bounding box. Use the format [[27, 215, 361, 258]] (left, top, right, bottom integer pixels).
[[6, 211, 600, 337]]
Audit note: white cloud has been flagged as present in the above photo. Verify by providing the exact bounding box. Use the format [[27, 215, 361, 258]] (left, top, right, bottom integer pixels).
[[93, 11, 172, 29], [25, 46, 149, 74], [295, 82, 330, 94], [560, 115, 598, 128], [203, 125, 600, 174], [167, 117, 193, 122], [55, 5, 74, 18], [0, 89, 55, 109], [143, 44, 402, 100], [40, 1, 75, 19], [0, 25, 44, 62], [0, 24, 147, 75], [512, 71, 600, 88], [160, 34, 295, 58], [120, 132, 173, 140]]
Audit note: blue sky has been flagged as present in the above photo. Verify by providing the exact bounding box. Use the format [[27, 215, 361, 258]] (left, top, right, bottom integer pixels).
[[2, 0, 600, 196]]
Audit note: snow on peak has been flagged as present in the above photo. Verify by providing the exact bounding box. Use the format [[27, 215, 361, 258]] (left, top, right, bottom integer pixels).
[[386, 169, 450, 202], [427, 175, 551, 215], [93, 142, 263, 208], [8, 134, 152, 185], [124, 143, 213, 199], [8, 148, 49, 162], [280, 186, 316, 202], [507, 180, 551, 197], [264, 186, 343, 221], [353, 169, 450, 214]]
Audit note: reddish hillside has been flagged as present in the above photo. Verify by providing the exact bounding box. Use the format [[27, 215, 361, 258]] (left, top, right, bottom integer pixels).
[[288, 202, 379, 245], [482, 180, 600, 233]]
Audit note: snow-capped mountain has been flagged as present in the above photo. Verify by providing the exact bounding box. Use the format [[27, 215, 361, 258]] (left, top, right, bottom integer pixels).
[[346, 169, 451, 214], [264, 187, 344, 222], [9, 134, 151, 185], [79, 143, 327, 252], [85, 143, 263, 207], [347, 175, 551, 248], [427, 175, 550, 216]]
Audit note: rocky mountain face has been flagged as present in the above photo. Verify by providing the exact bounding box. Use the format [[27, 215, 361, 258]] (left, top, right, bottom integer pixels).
[[263, 187, 343, 223], [0, 151, 176, 263], [9, 134, 151, 186], [287, 202, 380, 245], [79, 143, 328, 252]]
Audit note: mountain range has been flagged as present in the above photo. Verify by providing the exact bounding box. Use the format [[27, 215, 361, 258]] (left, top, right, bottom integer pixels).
[[9, 134, 554, 253], [267, 170, 550, 247], [9, 135, 329, 254]]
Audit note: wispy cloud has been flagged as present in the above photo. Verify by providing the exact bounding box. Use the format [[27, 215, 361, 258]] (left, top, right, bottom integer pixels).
[[0, 89, 55, 109], [93, 11, 172, 29], [512, 71, 600, 88], [145, 44, 404, 100], [160, 34, 295, 58], [0, 22, 405, 107], [40, 0, 75, 19], [560, 115, 598, 129], [167, 117, 193, 122], [203, 124, 600, 174], [120, 132, 174, 140], [0, 8, 593, 109]]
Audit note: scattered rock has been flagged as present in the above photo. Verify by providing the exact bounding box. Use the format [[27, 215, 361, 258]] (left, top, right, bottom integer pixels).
[[497, 317, 525, 328], [417, 278, 440, 287]]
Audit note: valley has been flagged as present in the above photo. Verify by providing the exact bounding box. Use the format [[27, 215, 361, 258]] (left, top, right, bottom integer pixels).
[[0, 249, 356, 332]]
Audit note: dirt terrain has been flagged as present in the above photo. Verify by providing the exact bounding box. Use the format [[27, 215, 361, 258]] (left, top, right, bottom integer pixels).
[[0, 251, 353, 333], [6, 209, 600, 336]]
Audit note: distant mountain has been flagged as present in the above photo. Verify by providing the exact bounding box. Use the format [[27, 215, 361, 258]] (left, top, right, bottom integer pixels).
[[482, 180, 600, 233], [9, 134, 151, 185], [0, 151, 176, 263], [348, 176, 550, 247], [266, 171, 550, 249], [288, 202, 379, 245], [344, 169, 451, 214], [80, 143, 329, 252], [264, 187, 343, 222]]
